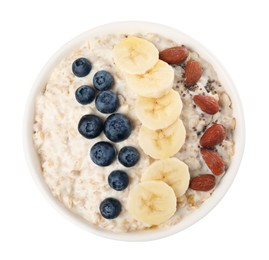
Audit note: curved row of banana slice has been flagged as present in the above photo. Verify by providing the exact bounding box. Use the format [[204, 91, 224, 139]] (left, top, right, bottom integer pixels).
[[113, 36, 186, 159], [113, 36, 189, 226]]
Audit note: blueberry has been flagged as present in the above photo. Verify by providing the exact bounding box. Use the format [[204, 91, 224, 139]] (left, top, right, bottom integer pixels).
[[118, 146, 140, 167], [99, 198, 121, 219], [93, 70, 114, 91], [95, 90, 119, 114], [108, 170, 129, 191], [78, 115, 103, 139], [104, 113, 132, 142], [75, 85, 95, 105], [72, 58, 92, 77], [90, 141, 116, 166]]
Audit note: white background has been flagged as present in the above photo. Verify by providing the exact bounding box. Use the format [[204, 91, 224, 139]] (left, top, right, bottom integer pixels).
[[0, 0, 268, 259]]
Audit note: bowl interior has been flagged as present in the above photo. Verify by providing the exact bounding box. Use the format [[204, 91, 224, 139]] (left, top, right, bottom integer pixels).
[[23, 21, 245, 241]]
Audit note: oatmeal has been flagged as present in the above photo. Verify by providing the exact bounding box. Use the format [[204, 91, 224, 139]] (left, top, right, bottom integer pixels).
[[33, 33, 235, 232]]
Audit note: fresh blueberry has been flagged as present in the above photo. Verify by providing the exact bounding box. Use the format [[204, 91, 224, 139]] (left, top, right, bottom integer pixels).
[[93, 70, 114, 91], [75, 85, 95, 105], [90, 141, 117, 166], [72, 58, 92, 77], [104, 113, 132, 142], [78, 115, 103, 139], [108, 170, 129, 191], [118, 146, 140, 167], [95, 90, 119, 114], [99, 198, 121, 219]]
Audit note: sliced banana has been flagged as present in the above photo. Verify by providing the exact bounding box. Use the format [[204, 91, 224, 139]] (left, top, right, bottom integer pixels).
[[135, 89, 182, 130], [127, 180, 176, 226], [138, 119, 186, 159], [113, 36, 159, 75], [125, 60, 174, 98], [141, 158, 190, 198]]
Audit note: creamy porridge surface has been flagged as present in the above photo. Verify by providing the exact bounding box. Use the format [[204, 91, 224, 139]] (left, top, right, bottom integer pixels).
[[33, 33, 235, 232]]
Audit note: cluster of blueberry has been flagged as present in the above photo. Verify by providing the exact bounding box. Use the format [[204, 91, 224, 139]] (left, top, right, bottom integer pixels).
[[72, 57, 140, 219]]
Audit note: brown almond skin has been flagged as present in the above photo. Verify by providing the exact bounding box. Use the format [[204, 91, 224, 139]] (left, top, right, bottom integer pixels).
[[200, 124, 226, 147], [190, 174, 216, 191], [185, 60, 203, 86], [159, 46, 189, 64], [200, 148, 225, 175], [193, 95, 219, 115]]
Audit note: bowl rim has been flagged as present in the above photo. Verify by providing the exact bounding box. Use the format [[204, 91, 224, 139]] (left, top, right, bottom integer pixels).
[[23, 21, 245, 242]]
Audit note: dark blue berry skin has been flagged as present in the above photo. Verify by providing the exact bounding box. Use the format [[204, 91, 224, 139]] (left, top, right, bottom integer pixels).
[[99, 198, 121, 219], [95, 90, 119, 114], [93, 70, 114, 91], [72, 58, 92, 77], [75, 85, 95, 105], [90, 141, 117, 166], [108, 170, 129, 191], [78, 115, 103, 139], [118, 146, 140, 167], [104, 113, 132, 142]]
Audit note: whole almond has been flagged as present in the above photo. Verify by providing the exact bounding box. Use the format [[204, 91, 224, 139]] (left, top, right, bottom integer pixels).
[[200, 148, 225, 175], [185, 60, 202, 86], [193, 95, 219, 114], [200, 124, 226, 147], [159, 46, 189, 64], [190, 174, 216, 191]]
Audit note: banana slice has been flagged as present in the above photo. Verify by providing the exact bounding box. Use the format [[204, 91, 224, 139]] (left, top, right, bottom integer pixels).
[[125, 60, 174, 98], [113, 36, 159, 75], [135, 89, 182, 130], [127, 180, 176, 225], [141, 158, 190, 198], [138, 119, 186, 159]]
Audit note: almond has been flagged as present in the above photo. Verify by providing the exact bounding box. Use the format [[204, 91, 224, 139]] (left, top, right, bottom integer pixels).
[[185, 60, 202, 86], [200, 148, 225, 175], [200, 124, 226, 147], [190, 174, 216, 191], [159, 46, 189, 64], [193, 95, 219, 115]]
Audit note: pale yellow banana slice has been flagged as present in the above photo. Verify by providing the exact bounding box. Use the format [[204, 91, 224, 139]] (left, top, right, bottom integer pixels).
[[125, 60, 174, 98], [138, 119, 186, 159], [141, 158, 190, 198], [113, 36, 159, 74], [127, 180, 176, 225], [135, 89, 182, 130]]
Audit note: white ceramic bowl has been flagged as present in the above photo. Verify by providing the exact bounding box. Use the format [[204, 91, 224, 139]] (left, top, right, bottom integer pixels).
[[23, 21, 245, 241]]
